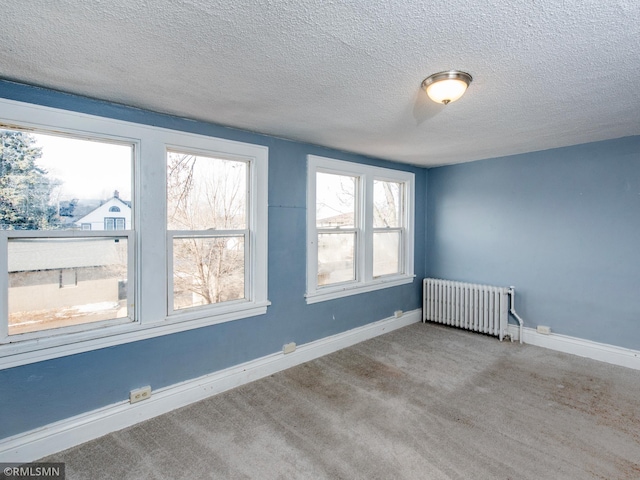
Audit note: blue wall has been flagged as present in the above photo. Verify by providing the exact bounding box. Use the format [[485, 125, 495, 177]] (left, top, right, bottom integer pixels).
[[0, 81, 427, 439], [2, 79, 638, 442], [427, 136, 640, 349]]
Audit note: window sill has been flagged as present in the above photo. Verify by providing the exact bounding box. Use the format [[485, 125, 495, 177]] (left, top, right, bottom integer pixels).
[[0, 301, 270, 370], [305, 275, 415, 304]]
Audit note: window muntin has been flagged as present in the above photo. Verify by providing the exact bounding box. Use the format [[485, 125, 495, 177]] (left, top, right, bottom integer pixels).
[[1, 128, 134, 337], [306, 155, 414, 303], [167, 150, 250, 313]]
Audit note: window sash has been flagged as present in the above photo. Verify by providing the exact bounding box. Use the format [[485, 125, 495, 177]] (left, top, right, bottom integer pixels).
[[316, 229, 358, 287], [166, 148, 249, 232], [167, 230, 250, 315], [373, 180, 403, 229], [0, 230, 136, 343], [315, 172, 358, 229], [372, 227, 404, 278]]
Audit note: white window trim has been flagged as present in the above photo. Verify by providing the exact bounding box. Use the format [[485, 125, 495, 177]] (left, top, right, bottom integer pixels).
[[0, 98, 269, 370], [306, 155, 415, 304]]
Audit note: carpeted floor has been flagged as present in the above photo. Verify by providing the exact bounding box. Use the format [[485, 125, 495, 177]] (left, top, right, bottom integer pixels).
[[42, 323, 640, 479]]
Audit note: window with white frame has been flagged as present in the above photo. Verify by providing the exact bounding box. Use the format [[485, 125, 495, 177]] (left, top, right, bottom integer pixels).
[[0, 128, 134, 337], [167, 150, 248, 313], [0, 98, 269, 369], [104, 217, 126, 230], [306, 155, 414, 304]]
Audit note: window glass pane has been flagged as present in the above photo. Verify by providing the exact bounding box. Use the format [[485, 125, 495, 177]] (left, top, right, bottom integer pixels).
[[8, 237, 129, 335], [373, 180, 402, 228], [317, 232, 355, 286], [0, 129, 132, 231], [173, 236, 245, 310], [167, 152, 247, 231], [316, 172, 356, 228], [373, 231, 401, 277]]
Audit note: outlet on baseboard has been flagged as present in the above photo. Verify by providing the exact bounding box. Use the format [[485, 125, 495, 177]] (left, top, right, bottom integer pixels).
[[394, 310, 403, 318], [283, 342, 296, 354], [130, 386, 152, 404], [536, 325, 551, 335]]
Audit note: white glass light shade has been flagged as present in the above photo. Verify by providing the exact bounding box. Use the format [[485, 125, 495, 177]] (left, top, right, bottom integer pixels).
[[422, 71, 472, 105]]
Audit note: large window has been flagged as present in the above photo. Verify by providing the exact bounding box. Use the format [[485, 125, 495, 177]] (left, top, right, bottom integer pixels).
[[306, 155, 414, 303], [167, 151, 248, 313], [0, 129, 134, 338], [0, 98, 268, 369]]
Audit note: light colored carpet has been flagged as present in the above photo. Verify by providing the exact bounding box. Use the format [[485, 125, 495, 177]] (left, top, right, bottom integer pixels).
[[43, 323, 640, 479]]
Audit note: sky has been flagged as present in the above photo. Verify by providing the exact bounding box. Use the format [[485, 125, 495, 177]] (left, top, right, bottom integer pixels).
[[33, 132, 132, 202]]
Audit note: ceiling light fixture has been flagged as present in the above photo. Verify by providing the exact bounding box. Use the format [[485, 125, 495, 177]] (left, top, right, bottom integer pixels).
[[422, 70, 473, 105]]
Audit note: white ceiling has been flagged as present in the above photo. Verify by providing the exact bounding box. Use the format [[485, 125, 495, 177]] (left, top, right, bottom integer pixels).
[[1, 0, 639, 167]]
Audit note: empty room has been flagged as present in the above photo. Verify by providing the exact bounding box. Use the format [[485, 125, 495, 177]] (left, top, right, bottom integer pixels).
[[0, 1, 639, 479]]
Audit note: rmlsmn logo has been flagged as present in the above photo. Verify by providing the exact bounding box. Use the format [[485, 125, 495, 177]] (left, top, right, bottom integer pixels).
[[1, 463, 65, 480]]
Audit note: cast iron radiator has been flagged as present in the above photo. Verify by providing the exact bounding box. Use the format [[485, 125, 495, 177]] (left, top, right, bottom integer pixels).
[[422, 278, 511, 341]]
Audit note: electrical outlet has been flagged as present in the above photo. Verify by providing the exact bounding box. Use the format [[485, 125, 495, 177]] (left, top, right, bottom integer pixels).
[[130, 385, 152, 404], [394, 310, 403, 318], [283, 342, 296, 354], [536, 325, 551, 335]]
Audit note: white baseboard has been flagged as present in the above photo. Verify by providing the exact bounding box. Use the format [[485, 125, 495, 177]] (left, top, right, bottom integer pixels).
[[508, 324, 640, 371], [0, 309, 421, 463]]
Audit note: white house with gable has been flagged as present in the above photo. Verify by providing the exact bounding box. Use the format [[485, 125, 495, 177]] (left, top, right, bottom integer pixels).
[[75, 191, 132, 231]]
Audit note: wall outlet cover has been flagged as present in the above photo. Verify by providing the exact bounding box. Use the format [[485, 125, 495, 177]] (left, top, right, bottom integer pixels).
[[130, 386, 152, 404]]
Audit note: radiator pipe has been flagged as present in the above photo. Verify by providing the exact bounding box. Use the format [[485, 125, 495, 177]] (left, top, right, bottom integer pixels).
[[508, 287, 524, 344]]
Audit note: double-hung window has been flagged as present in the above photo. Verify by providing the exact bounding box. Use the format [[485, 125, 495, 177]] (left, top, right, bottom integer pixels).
[[0, 98, 268, 369], [167, 150, 249, 315], [0, 127, 135, 338], [161, 136, 268, 326], [306, 155, 414, 303]]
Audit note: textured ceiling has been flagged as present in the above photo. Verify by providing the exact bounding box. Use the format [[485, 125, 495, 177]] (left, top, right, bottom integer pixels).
[[1, 0, 639, 166]]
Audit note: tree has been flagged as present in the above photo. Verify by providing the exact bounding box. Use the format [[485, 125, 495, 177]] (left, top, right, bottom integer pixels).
[[0, 130, 56, 230], [58, 198, 78, 218]]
